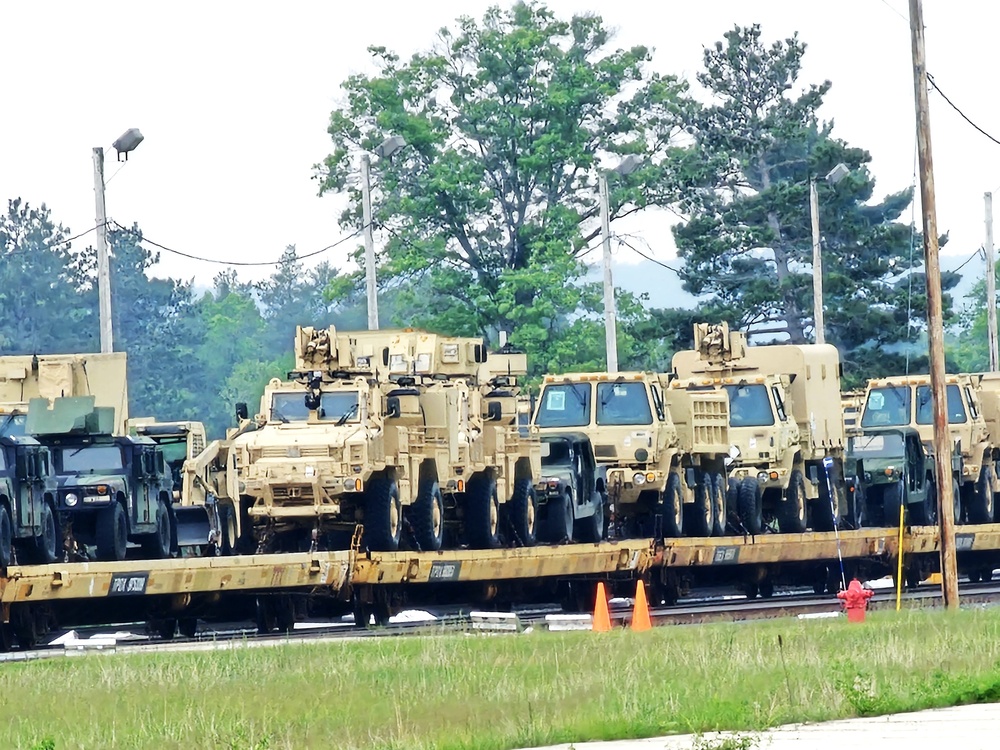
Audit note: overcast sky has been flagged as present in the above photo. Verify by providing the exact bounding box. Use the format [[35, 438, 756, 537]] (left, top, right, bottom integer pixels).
[[2, 1, 997, 295]]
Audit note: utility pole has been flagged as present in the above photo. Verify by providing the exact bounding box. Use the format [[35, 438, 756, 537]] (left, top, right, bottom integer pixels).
[[599, 172, 618, 373], [92, 147, 113, 354], [809, 176, 825, 345], [986, 192, 998, 371], [909, 0, 959, 609], [360, 153, 379, 331]]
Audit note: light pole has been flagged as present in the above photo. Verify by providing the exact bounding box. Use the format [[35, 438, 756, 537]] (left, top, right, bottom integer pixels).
[[809, 162, 850, 345], [599, 155, 641, 373], [360, 134, 407, 331], [93, 128, 143, 353]]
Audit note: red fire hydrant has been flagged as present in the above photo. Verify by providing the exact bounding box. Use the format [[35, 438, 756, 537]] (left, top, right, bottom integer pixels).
[[837, 578, 874, 623]]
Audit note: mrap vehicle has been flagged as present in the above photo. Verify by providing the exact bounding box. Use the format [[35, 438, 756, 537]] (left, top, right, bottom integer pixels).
[[27, 396, 174, 562]]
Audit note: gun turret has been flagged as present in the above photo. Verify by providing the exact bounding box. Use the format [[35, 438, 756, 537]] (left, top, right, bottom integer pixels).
[[26, 395, 116, 437], [693, 322, 746, 366]]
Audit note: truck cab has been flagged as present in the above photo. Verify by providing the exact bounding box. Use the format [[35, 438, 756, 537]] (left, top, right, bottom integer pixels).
[[535, 433, 606, 543], [28, 397, 174, 562], [0, 432, 59, 566]]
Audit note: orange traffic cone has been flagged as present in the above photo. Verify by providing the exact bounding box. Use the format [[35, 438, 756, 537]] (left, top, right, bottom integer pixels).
[[630, 580, 652, 631], [592, 581, 612, 632]]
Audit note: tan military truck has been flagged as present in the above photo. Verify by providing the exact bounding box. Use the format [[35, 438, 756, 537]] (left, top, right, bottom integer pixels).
[[532, 370, 729, 539], [860, 373, 1000, 524], [672, 323, 848, 535]]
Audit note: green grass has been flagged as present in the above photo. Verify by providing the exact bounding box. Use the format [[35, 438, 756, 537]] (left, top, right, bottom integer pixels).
[[4, 609, 1000, 749]]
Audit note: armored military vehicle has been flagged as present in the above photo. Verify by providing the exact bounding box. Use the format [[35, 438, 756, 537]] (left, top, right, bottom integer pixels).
[[535, 433, 607, 543], [28, 396, 174, 561], [672, 323, 848, 535], [0, 430, 59, 566], [532, 370, 729, 539]]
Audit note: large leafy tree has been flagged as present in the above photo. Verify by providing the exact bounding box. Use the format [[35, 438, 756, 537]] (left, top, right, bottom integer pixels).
[[667, 25, 957, 383], [317, 1, 694, 373]]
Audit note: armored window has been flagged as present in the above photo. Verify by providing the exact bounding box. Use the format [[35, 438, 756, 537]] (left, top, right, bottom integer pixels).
[[724, 384, 775, 427], [650, 384, 666, 421], [965, 386, 980, 420], [596, 382, 653, 426], [56, 445, 124, 473], [770, 386, 788, 422], [270, 393, 311, 422], [317, 392, 361, 423], [915, 384, 966, 425], [861, 387, 910, 427], [848, 432, 905, 458], [534, 384, 591, 428]]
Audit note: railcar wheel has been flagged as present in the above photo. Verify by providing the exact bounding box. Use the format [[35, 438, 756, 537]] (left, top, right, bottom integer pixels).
[[737, 477, 763, 535], [711, 473, 727, 536], [141, 498, 173, 558], [465, 475, 501, 548], [364, 475, 402, 551], [969, 570, 982, 583], [410, 480, 445, 551], [178, 617, 198, 638], [507, 478, 538, 547], [688, 474, 713, 538], [0, 504, 13, 568], [779, 470, 808, 534], [661, 474, 684, 538], [96, 502, 128, 561], [545, 491, 574, 543]]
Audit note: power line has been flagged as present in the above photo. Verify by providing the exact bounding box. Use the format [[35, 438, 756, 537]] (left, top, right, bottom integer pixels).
[[612, 234, 686, 276], [2, 224, 99, 257], [927, 73, 1000, 147], [110, 221, 366, 267]]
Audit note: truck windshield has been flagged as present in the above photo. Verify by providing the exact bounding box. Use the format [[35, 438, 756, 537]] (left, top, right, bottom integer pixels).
[[849, 432, 905, 457], [541, 440, 572, 465], [596, 382, 653, 426], [724, 384, 775, 427], [318, 392, 360, 423], [915, 384, 967, 424], [57, 445, 123, 473], [534, 384, 591, 428], [861, 386, 910, 427]]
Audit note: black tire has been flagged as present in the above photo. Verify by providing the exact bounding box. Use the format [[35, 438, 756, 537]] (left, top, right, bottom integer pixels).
[[970, 465, 995, 524], [883, 480, 905, 529], [364, 475, 402, 551], [545, 491, 574, 543], [96, 502, 128, 561], [688, 474, 713, 538], [33, 502, 59, 564], [141, 498, 173, 559], [711, 473, 727, 536], [953, 478, 962, 525], [576, 493, 605, 543], [779, 470, 808, 534], [507, 478, 538, 547], [661, 473, 684, 538], [911, 478, 937, 526], [0, 504, 13, 569], [410, 480, 445, 552], [465, 475, 501, 548], [219, 503, 238, 556], [737, 477, 763, 535]]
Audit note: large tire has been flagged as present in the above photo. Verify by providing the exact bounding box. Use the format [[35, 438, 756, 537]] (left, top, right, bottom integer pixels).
[[141, 498, 173, 559], [883, 480, 905, 529], [779, 470, 808, 534], [661, 473, 684, 538], [507, 478, 538, 547], [576, 493, 605, 543], [219, 504, 238, 556], [737, 477, 763, 535], [465, 475, 501, 549], [410, 480, 445, 552], [544, 491, 574, 543], [953, 478, 962, 525], [364, 475, 402, 551], [911, 478, 937, 526], [33, 502, 59, 564], [687, 474, 713, 538], [711, 473, 728, 536], [0, 504, 12, 569], [970, 465, 995, 524], [96, 502, 128, 561]]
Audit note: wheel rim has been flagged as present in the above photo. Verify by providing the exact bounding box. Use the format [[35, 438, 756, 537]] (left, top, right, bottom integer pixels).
[[489, 492, 499, 536], [43, 507, 56, 558], [158, 505, 170, 550], [432, 494, 442, 538], [389, 498, 400, 538], [795, 483, 805, 522], [526, 490, 536, 533]]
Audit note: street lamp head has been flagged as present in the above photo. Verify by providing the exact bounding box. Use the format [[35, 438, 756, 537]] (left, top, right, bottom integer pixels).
[[613, 154, 642, 177], [374, 135, 407, 160], [112, 128, 144, 161], [825, 162, 850, 185]]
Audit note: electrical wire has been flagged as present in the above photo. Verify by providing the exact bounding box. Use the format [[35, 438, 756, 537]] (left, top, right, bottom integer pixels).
[[927, 73, 1000, 147], [2, 224, 99, 257], [110, 221, 366, 267]]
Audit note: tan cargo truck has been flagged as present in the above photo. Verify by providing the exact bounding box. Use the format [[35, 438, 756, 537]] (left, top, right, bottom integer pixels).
[[532, 370, 729, 539], [672, 323, 848, 535], [860, 372, 1000, 524]]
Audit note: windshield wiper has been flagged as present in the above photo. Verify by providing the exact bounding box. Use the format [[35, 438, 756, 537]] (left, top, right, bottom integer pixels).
[[335, 403, 359, 426], [270, 409, 289, 424]]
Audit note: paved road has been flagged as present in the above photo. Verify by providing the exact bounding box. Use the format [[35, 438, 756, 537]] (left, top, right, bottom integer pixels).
[[517, 702, 1000, 749]]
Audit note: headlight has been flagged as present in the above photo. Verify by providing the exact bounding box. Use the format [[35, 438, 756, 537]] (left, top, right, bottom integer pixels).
[[632, 472, 646, 486], [757, 471, 769, 482], [65, 492, 79, 507]]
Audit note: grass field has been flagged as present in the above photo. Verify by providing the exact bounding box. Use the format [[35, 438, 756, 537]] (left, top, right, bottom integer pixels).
[[3, 608, 1000, 750]]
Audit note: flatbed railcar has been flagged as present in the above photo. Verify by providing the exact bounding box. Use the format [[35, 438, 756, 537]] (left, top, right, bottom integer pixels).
[[3, 524, 1000, 649]]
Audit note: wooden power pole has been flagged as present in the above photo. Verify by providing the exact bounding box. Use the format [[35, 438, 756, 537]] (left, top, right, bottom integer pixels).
[[986, 192, 998, 371], [909, 0, 959, 609]]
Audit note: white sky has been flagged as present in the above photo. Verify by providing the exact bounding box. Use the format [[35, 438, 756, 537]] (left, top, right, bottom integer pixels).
[[1, 0, 997, 290]]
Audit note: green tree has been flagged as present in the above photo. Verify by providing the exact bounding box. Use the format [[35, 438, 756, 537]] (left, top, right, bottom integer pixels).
[[667, 25, 957, 384], [317, 1, 694, 374], [256, 246, 338, 354]]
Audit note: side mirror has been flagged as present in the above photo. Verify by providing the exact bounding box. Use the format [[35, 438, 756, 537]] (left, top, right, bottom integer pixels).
[[386, 397, 401, 419], [382, 347, 390, 367], [487, 401, 503, 422], [235, 402, 249, 421]]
